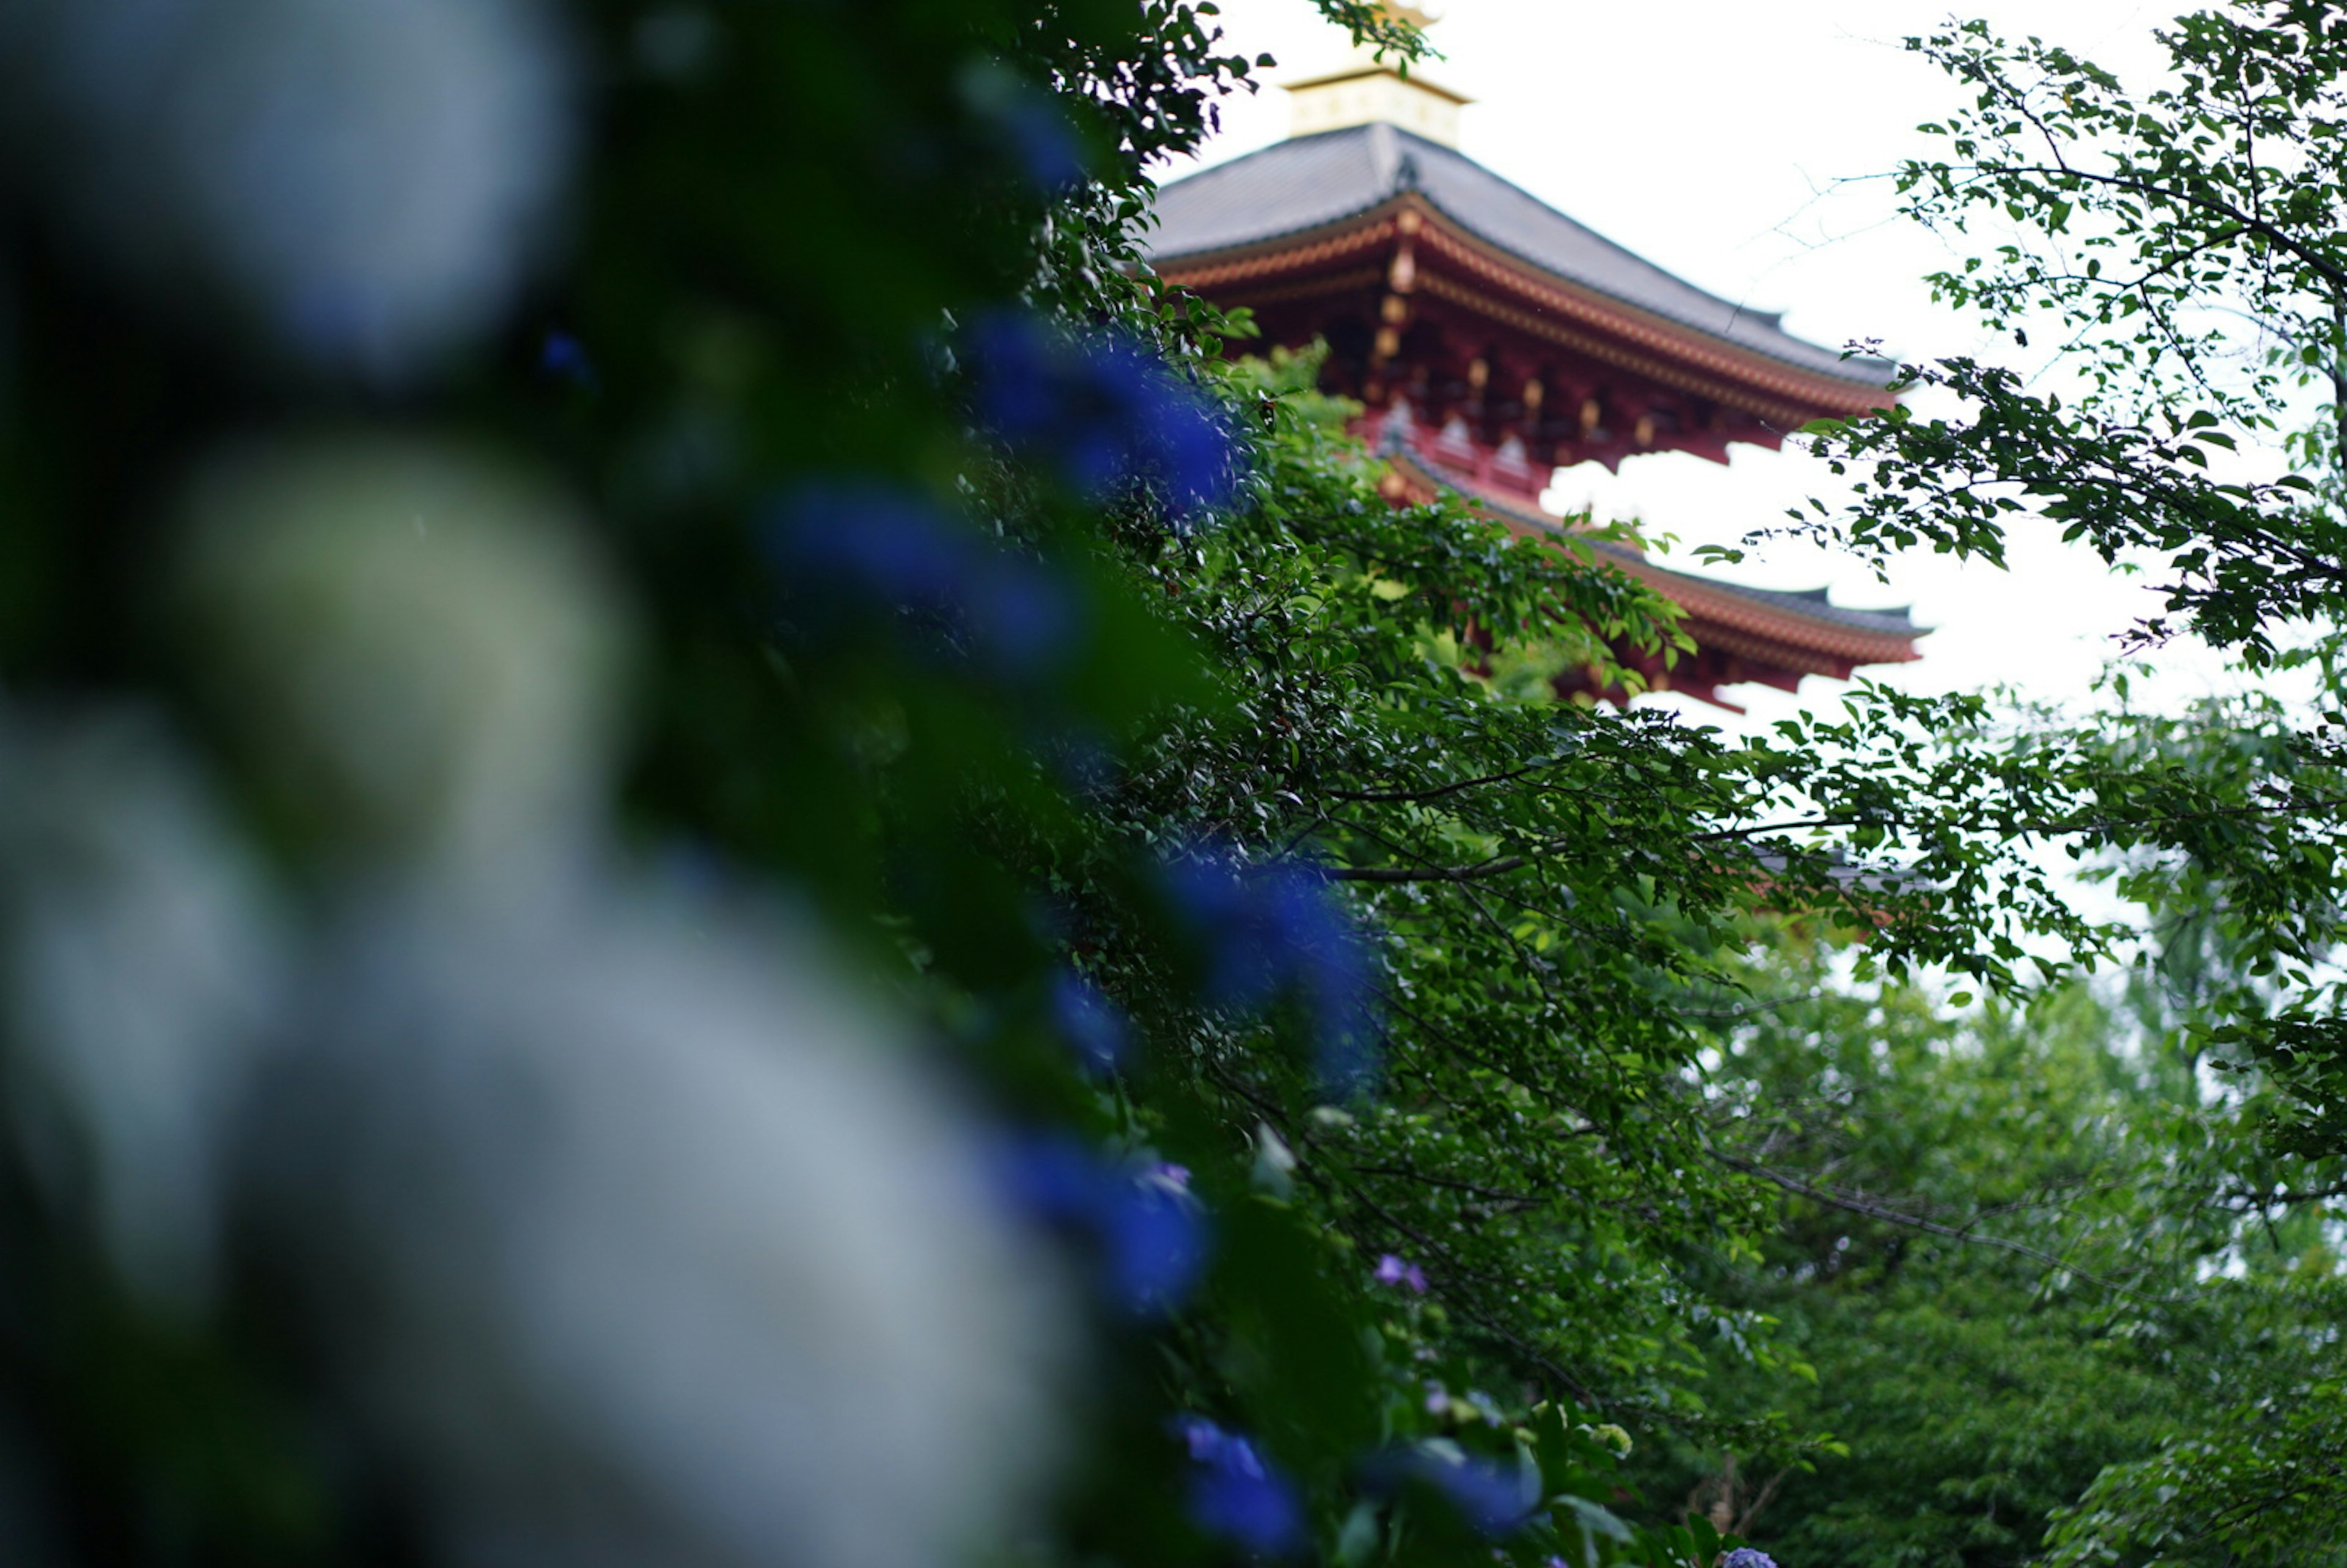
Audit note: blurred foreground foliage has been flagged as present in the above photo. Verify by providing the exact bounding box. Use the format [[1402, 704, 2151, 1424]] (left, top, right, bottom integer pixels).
[[8, 2, 2347, 1568]]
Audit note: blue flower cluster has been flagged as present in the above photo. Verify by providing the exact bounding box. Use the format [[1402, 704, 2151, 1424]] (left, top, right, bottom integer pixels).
[[1370, 1446, 1541, 1537], [1721, 1549, 1779, 1568], [957, 64, 1087, 194], [765, 482, 1080, 681], [996, 100, 1085, 194], [1428, 1457, 1539, 1536], [966, 313, 1238, 524], [1049, 970, 1131, 1074], [1164, 855, 1378, 1090], [1172, 1416, 1305, 1555], [538, 329, 595, 387], [1002, 1135, 1208, 1316]]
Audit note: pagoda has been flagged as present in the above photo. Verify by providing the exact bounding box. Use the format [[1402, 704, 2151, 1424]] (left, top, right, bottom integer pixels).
[[1146, 9, 1923, 709]]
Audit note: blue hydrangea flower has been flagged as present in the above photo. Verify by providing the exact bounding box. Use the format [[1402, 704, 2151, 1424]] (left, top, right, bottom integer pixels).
[[1171, 1417, 1305, 1555], [966, 314, 1238, 523], [1366, 1446, 1539, 1537], [1162, 854, 1378, 1090], [1049, 971, 1131, 1073], [1419, 1453, 1539, 1536], [957, 65, 1087, 194], [1105, 1171, 1210, 1311], [997, 101, 1085, 193], [1721, 1549, 1779, 1568], [1000, 1134, 1208, 1315], [538, 330, 595, 386], [765, 482, 1081, 681]]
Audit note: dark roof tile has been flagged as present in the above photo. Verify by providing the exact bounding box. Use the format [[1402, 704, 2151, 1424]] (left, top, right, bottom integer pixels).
[[1149, 123, 1890, 387]]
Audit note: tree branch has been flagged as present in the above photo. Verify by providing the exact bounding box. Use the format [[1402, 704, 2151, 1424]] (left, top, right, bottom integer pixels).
[[1714, 1151, 2196, 1308]]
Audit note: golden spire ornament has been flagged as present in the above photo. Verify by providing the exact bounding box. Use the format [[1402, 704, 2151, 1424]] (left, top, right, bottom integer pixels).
[[1285, 2, 1469, 147]]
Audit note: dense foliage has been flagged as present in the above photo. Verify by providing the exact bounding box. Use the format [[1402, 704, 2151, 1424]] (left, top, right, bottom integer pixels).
[[1752, 4, 2347, 1557], [7, 2, 2347, 1567], [1617, 941, 2342, 1568]]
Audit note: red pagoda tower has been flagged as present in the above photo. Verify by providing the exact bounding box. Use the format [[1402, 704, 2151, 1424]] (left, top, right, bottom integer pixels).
[[1147, 20, 1923, 708]]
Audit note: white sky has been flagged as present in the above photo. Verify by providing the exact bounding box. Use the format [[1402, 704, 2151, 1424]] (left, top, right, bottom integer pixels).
[[1162, 0, 2268, 729]]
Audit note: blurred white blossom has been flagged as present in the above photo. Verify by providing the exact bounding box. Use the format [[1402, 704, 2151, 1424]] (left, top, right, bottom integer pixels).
[[177, 435, 630, 885], [251, 885, 1067, 1568], [0, 0, 575, 380], [168, 434, 1069, 1568], [0, 708, 284, 1311]]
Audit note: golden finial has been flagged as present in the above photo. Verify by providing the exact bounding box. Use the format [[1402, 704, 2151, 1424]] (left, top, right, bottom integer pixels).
[[1286, 0, 1469, 147]]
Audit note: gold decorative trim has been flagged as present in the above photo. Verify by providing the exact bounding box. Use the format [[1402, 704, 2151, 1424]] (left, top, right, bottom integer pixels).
[[1156, 219, 1395, 290], [1207, 266, 1384, 310]]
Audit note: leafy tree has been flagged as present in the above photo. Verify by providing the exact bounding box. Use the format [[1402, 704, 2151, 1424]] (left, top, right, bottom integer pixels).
[[1712, 2, 2347, 1556], [1618, 934, 2340, 1568]]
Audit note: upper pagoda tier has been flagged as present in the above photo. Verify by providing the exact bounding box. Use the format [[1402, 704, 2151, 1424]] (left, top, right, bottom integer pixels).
[[1145, 115, 1922, 707], [1147, 122, 1896, 488]]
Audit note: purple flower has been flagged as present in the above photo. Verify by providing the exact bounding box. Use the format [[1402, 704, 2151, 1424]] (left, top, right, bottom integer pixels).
[[966, 314, 1238, 523], [1049, 971, 1131, 1073], [1373, 1253, 1427, 1294], [1174, 1413, 1227, 1462], [1721, 1551, 1779, 1568], [1000, 1134, 1209, 1315], [1171, 1418, 1305, 1555], [1163, 854, 1378, 1090], [765, 482, 1081, 680]]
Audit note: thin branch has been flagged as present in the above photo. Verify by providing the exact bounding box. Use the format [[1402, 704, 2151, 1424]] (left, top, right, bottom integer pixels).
[[1326, 760, 1563, 805], [1714, 1151, 2197, 1308], [2212, 1179, 2347, 1210], [1320, 856, 1529, 884], [1959, 158, 2347, 296]]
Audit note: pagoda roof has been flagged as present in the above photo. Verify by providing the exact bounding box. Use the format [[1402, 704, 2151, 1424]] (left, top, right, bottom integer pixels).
[[1148, 123, 1890, 394], [1383, 447, 1925, 676]]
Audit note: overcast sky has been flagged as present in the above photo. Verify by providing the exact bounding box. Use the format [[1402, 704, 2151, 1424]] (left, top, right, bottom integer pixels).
[[1160, 0, 2260, 728]]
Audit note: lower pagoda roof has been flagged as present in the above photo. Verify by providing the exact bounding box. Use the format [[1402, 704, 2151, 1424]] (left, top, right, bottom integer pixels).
[[1380, 445, 1925, 710]]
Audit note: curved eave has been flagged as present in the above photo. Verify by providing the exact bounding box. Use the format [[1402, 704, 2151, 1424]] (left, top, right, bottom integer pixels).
[[1386, 452, 1926, 674], [1153, 193, 1893, 425], [1603, 551, 1925, 669]]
